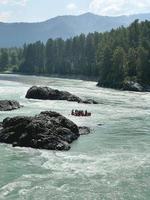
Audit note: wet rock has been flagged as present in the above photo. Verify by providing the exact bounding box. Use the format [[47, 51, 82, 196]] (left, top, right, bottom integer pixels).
[[97, 124, 103, 126], [0, 122, 2, 131], [0, 100, 22, 111], [0, 111, 80, 151], [97, 80, 150, 92], [82, 99, 98, 104], [79, 126, 91, 135], [25, 86, 98, 104], [122, 81, 144, 92], [122, 81, 150, 92]]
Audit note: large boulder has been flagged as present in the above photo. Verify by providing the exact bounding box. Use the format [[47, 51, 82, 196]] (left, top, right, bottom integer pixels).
[[0, 100, 22, 111], [25, 86, 98, 104], [0, 111, 80, 151]]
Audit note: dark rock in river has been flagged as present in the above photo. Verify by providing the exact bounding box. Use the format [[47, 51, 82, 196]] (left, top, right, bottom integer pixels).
[[123, 81, 150, 92], [122, 81, 144, 92], [97, 80, 150, 92], [0, 111, 80, 151], [0, 100, 22, 111], [25, 86, 98, 104], [82, 99, 98, 104]]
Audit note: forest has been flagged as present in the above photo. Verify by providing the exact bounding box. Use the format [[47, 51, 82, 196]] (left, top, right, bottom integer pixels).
[[0, 20, 150, 89]]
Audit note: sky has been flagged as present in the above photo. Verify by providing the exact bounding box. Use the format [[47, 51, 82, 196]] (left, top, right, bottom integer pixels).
[[0, 0, 150, 22]]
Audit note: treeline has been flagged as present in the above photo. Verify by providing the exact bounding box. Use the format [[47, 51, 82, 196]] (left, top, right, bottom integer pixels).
[[19, 34, 99, 76], [0, 48, 22, 72], [97, 20, 150, 88], [0, 20, 150, 88]]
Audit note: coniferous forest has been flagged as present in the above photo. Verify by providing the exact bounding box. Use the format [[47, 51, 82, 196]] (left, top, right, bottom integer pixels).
[[0, 20, 150, 89]]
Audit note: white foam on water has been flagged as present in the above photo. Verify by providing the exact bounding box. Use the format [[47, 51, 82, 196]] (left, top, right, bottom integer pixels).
[[0, 74, 150, 200], [0, 181, 31, 198]]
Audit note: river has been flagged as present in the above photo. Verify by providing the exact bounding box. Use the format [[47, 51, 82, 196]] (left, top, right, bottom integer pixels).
[[0, 74, 150, 200]]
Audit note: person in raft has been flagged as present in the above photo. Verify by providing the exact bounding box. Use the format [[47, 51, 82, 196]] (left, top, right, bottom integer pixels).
[[71, 110, 91, 116]]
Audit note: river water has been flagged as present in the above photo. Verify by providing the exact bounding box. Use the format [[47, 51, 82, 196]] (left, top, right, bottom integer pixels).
[[0, 74, 150, 200]]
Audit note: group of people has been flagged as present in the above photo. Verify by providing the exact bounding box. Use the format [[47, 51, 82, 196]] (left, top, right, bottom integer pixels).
[[71, 109, 91, 117]]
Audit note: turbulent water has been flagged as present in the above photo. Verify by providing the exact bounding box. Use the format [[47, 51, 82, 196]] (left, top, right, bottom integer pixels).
[[0, 74, 150, 200]]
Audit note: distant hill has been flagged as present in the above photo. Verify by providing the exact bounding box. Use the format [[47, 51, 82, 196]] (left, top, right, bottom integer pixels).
[[0, 12, 150, 47]]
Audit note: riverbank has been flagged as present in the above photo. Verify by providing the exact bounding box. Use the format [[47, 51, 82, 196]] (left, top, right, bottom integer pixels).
[[0, 71, 99, 82], [1, 71, 150, 92]]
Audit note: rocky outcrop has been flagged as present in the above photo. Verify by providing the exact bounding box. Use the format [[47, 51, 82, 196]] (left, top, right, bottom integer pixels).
[[123, 81, 150, 92], [97, 80, 150, 92], [0, 100, 22, 111], [25, 86, 98, 104], [122, 81, 144, 92], [0, 111, 81, 151]]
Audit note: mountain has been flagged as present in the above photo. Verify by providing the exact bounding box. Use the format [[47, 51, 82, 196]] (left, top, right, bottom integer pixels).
[[0, 12, 150, 47]]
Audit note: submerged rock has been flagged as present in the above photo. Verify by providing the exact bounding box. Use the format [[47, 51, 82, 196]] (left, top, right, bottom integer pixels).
[[79, 126, 91, 135], [0, 100, 22, 111], [25, 86, 98, 104], [97, 123, 103, 126], [0, 111, 80, 151], [82, 99, 98, 104]]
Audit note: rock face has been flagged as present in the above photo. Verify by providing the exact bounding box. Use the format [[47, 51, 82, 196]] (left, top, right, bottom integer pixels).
[[123, 81, 150, 92], [0, 111, 80, 151], [25, 86, 98, 104], [97, 80, 150, 92], [122, 81, 144, 92], [0, 100, 22, 111]]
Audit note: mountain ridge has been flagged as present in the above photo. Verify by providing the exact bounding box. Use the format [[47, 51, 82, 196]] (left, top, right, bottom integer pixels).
[[0, 12, 150, 47]]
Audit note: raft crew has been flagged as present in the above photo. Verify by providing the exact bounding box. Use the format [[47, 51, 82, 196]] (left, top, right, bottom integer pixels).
[[71, 109, 91, 117]]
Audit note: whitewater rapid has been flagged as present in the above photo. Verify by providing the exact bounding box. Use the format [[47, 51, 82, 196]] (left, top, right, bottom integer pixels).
[[0, 74, 150, 200]]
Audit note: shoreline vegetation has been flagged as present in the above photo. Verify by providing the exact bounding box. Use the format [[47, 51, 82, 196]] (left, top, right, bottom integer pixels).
[[0, 20, 150, 91]]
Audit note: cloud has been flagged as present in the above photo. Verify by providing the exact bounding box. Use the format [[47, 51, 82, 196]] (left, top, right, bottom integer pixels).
[[89, 0, 150, 16], [0, 0, 28, 6], [0, 0, 8, 4], [15, 0, 28, 6], [0, 11, 11, 21], [66, 3, 77, 12]]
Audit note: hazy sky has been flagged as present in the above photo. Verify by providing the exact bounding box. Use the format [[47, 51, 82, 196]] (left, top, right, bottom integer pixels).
[[0, 0, 150, 22]]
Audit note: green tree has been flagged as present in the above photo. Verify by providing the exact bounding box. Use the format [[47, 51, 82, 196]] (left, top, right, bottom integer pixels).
[[0, 49, 9, 71], [97, 45, 112, 87], [111, 47, 126, 88], [126, 48, 137, 77], [136, 46, 150, 84]]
